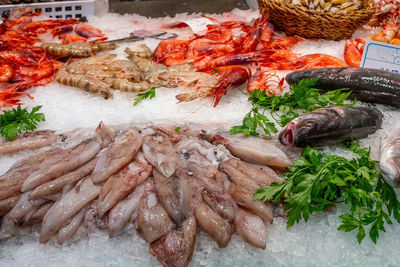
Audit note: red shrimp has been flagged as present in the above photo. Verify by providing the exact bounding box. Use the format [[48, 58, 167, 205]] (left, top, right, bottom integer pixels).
[[247, 66, 285, 94], [75, 24, 104, 38], [213, 65, 251, 107], [344, 39, 365, 67]]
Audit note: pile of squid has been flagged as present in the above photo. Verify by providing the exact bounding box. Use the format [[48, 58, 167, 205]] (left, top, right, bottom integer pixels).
[[0, 8, 105, 107], [153, 15, 349, 105], [0, 122, 292, 267]]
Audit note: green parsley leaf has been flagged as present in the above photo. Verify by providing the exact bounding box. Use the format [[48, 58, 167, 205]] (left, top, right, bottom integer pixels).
[[133, 87, 157, 106], [255, 142, 400, 244], [175, 127, 181, 132], [0, 105, 45, 141], [231, 78, 355, 137]]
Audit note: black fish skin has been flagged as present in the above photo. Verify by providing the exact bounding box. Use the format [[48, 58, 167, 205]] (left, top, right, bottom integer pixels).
[[286, 67, 400, 108], [279, 106, 383, 147]]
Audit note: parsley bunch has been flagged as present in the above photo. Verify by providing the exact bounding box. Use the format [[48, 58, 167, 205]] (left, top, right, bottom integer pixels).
[[0, 105, 45, 141], [230, 78, 355, 137], [254, 142, 400, 244]]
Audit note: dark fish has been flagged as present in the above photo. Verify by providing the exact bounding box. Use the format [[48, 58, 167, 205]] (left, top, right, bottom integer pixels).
[[286, 67, 400, 108], [279, 106, 382, 147]]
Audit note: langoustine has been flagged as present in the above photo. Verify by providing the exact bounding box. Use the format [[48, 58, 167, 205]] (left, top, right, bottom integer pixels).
[[0, 122, 293, 266]]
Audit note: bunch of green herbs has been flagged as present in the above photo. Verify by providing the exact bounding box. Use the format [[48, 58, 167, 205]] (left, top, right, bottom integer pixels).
[[254, 142, 400, 244], [0, 105, 45, 141], [230, 78, 356, 137]]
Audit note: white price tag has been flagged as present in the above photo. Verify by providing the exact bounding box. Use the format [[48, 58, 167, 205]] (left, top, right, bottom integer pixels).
[[168, 17, 215, 34], [361, 40, 400, 73]]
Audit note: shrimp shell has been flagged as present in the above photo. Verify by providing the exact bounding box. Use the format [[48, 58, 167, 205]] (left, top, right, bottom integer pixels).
[[55, 66, 113, 99], [42, 42, 118, 57], [124, 44, 153, 59], [128, 55, 167, 73], [103, 78, 151, 93], [66, 55, 117, 74]]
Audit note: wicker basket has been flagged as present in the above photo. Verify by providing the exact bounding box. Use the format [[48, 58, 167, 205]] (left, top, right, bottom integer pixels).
[[257, 0, 376, 40]]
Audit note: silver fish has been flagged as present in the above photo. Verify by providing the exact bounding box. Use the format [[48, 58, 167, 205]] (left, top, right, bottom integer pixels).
[[380, 132, 400, 188]]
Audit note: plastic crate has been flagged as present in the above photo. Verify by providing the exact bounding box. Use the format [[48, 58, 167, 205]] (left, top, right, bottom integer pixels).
[[0, 0, 95, 19]]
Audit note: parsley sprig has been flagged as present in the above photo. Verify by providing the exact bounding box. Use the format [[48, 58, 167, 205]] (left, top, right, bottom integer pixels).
[[133, 87, 157, 106], [230, 78, 356, 137], [0, 105, 45, 141], [254, 142, 400, 244]]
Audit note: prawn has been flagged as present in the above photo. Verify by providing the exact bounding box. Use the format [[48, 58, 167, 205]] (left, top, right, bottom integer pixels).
[[241, 16, 268, 53], [170, 71, 218, 102], [66, 55, 117, 74], [0, 61, 14, 83], [344, 39, 365, 67], [262, 36, 301, 50], [212, 65, 251, 107], [153, 39, 189, 63], [247, 67, 285, 94], [193, 50, 274, 71], [75, 24, 104, 39], [103, 79, 151, 93], [55, 65, 113, 99], [42, 42, 118, 57], [293, 54, 347, 70], [124, 45, 153, 59], [0, 81, 32, 107]]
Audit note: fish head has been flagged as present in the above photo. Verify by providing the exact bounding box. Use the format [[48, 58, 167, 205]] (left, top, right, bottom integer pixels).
[[279, 110, 334, 147], [379, 142, 400, 188]]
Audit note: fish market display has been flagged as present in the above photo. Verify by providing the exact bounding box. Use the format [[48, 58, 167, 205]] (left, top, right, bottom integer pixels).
[[0, 122, 288, 266], [279, 106, 382, 147], [286, 67, 400, 108], [380, 130, 400, 188], [2, 5, 400, 267]]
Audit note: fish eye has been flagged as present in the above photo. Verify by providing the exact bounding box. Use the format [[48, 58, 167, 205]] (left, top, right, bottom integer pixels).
[[306, 120, 316, 127]]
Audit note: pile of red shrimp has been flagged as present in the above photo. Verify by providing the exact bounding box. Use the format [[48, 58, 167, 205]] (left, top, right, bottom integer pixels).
[[0, 8, 105, 108], [153, 16, 347, 105]]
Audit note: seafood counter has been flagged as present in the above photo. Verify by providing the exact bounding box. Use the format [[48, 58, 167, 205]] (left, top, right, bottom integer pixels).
[[2, 5, 400, 267]]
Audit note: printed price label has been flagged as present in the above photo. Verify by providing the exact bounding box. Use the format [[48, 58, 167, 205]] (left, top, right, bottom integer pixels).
[[168, 17, 215, 34], [361, 40, 400, 73]]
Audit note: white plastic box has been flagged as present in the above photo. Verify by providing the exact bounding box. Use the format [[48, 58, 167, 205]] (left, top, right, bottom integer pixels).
[[0, 0, 96, 19]]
